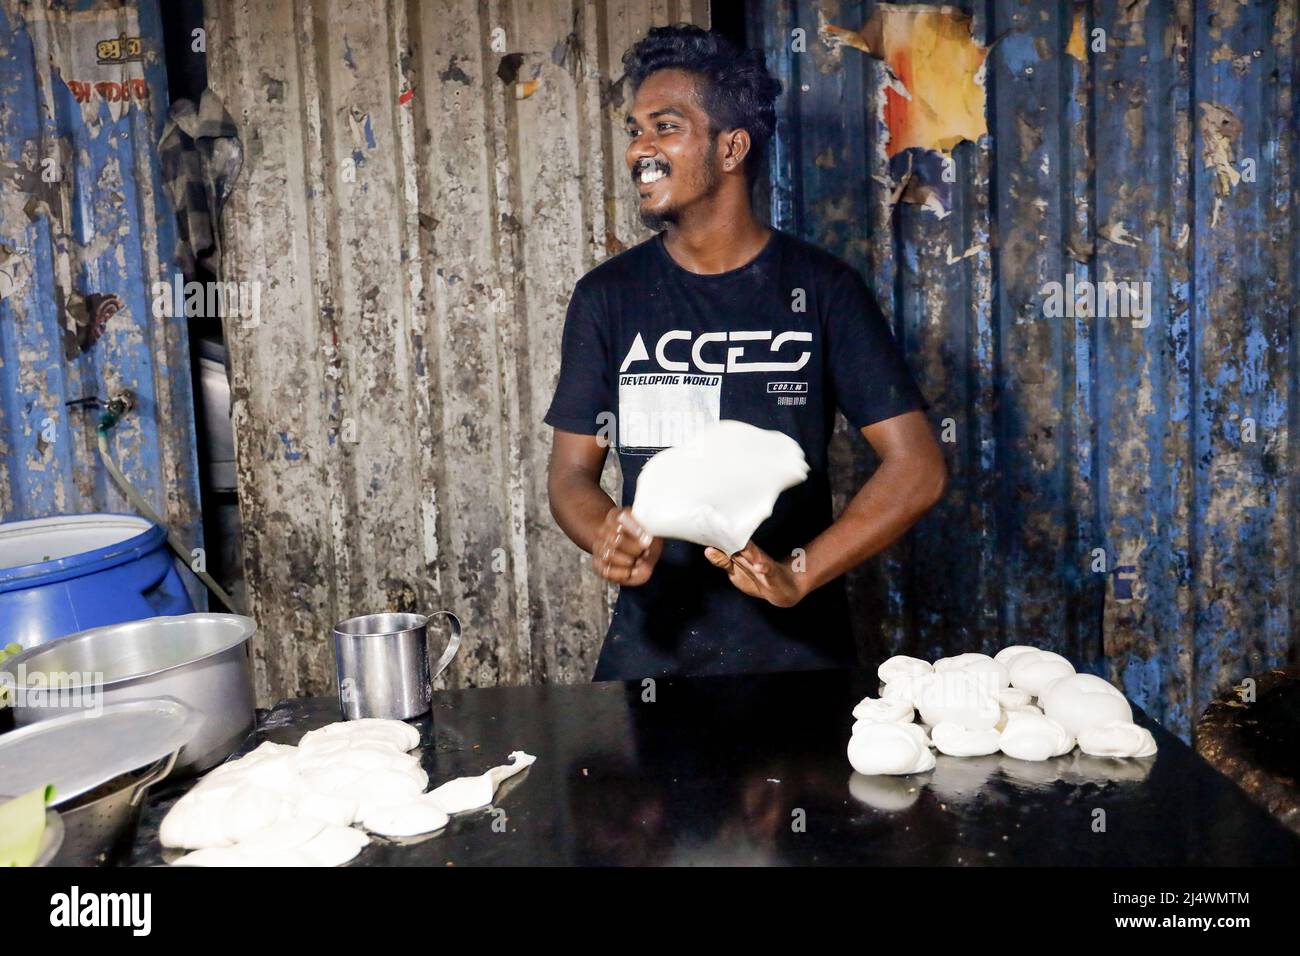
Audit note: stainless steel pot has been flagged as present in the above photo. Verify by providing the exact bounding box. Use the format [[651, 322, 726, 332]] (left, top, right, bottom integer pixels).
[[4, 614, 256, 775], [36, 810, 65, 866]]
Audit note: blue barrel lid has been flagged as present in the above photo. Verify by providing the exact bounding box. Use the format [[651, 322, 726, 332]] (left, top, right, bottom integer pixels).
[[0, 514, 168, 593]]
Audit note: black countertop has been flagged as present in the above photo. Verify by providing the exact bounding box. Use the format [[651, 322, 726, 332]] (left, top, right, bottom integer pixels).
[[132, 669, 1300, 866]]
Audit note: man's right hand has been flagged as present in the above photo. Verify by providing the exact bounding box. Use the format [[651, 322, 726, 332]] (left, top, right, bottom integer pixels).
[[592, 507, 662, 586]]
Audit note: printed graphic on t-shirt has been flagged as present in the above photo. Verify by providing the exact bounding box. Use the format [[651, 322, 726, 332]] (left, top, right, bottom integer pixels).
[[767, 381, 808, 407], [615, 328, 814, 451], [618, 371, 721, 452]]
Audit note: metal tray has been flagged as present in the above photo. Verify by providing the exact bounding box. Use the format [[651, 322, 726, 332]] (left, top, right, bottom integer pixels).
[[0, 697, 194, 808]]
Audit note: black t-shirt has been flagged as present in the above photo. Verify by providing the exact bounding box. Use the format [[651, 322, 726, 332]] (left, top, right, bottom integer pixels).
[[545, 229, 927, 681]]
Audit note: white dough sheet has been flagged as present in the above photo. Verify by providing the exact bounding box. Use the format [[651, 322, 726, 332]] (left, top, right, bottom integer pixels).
[[162, 717, 537, 866], [630, 420, 809, 555]]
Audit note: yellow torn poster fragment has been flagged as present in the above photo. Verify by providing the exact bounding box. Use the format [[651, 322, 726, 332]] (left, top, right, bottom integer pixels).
[[825, 4, 988, 157], [1067, 10, 1087, 62]]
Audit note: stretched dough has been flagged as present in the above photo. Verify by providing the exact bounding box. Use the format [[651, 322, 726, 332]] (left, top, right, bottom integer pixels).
[[362, 802, 450, 837], [1077, 721, 1157, 758], [173, 822, 368, 868], [630, 420, 809, 555], [335, 768, 427, 820], [297, 824, 370, 867], [426, 751, 537, 814], [294, 791, 358, 828], [296, 745, 425, 784], [298, 718, 420, 754], [173, 846, 253, 867], [847, 722, 936, 776], [238, 817, 327, 852], [160, 717, 471, 865]]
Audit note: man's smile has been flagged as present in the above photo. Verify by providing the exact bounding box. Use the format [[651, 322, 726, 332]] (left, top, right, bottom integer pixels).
[[634, 157, 670, 197]]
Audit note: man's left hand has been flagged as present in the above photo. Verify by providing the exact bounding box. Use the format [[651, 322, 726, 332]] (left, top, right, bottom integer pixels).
[[704, 541, 805, 608]]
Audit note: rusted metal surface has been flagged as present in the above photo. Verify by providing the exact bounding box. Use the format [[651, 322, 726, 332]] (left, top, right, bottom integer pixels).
[[754, 0, 1298, 739], [0, 0, 203, 598], [205, 0, 707, 703], [1196, 667, 1300, 835]]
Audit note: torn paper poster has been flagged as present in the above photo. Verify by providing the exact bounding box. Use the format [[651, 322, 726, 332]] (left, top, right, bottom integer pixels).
[[27, 5, 150, 130], [1067, 9, 1088, 62], [825, 4, 989, 158], [1098, 221, 1140, 248], [890, 149, 956, 220], [1198, 102, 1242, 226]]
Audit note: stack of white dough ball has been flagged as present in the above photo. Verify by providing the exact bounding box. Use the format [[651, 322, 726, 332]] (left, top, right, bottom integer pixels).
[[847, 647, 1157, 776], [160, 717, 536, 866]]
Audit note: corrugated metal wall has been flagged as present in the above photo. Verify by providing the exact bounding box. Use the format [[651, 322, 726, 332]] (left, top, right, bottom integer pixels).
[[204, 0, 708, 702], [752, 0, 1299, 739], [0, 1, 203, 584]]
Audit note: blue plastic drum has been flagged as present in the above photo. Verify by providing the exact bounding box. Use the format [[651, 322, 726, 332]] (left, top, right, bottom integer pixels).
[[0, 514, 194, 650]]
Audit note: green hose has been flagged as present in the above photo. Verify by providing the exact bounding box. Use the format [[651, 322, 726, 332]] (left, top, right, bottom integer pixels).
[[95, 419, 237, 613]]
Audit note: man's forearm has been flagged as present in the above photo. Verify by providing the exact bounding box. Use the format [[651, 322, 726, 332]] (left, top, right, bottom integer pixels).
[[793, 455, 946, 596], [549, 470, 618, 554]]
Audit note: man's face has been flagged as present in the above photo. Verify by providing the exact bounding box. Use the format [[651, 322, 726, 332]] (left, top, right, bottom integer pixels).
[[624, 69, 722, 230]]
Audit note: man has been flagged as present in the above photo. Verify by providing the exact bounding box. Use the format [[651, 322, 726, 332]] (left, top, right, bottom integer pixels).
[[545, 25, 947, 681]]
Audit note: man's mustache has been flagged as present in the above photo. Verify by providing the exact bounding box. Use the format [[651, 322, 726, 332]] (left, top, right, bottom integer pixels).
[[633, 158, 671, 182]]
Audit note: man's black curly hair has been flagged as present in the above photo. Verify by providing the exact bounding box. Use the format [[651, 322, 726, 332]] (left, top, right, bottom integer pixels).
[[622, 24, 782, 182]]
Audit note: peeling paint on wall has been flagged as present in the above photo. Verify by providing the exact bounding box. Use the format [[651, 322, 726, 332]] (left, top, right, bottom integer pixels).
[[757, 0, 1298, 742], [0, 0, 202, 590], [205, 0, 708, 703]]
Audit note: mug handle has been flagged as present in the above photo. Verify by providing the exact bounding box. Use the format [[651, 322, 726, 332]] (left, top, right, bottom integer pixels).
[[427, 610, 462, 681]]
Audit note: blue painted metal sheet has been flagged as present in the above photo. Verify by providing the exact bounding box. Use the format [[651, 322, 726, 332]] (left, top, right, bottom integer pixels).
[[751, 0, 1298, 739], [0, 0, 203, 606]]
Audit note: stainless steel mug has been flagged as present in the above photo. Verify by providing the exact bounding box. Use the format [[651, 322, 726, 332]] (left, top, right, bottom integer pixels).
[[331, 611, 462, 720]]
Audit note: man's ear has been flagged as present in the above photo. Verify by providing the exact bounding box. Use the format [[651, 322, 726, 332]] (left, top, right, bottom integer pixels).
[[721, 128, 752, 172]]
